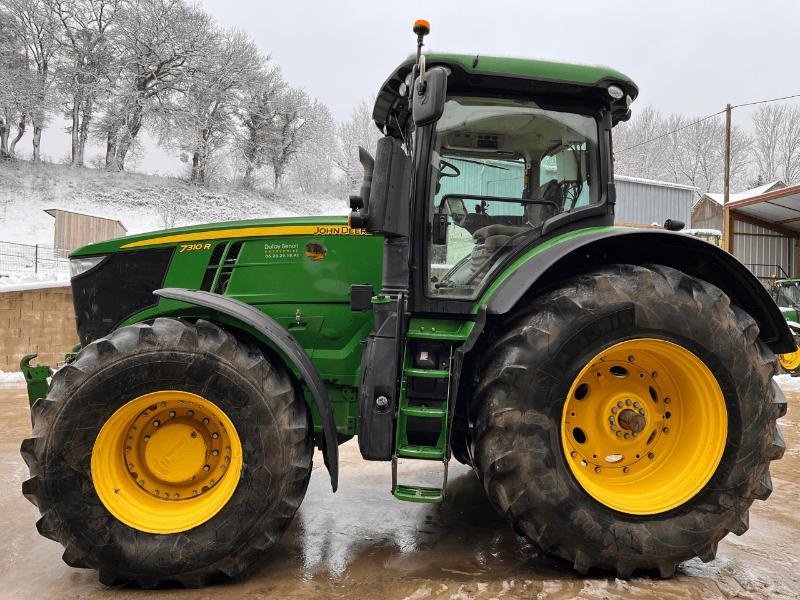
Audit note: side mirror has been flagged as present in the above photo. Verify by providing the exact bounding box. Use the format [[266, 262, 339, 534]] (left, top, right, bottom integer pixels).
[[432, 213, 449, 245], [412, 66, 447, 126]]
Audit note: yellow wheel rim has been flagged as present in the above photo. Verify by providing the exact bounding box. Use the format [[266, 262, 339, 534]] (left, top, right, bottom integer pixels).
[[91, 391, 243, 534], [779, 346, 800, 372], [561, 339, 727, 515]]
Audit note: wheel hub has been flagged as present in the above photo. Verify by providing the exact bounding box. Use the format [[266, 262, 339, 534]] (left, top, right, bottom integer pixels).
[[561, 338, 727, 514], [124, 401, 232, 500], [91, 391, 243, 534]]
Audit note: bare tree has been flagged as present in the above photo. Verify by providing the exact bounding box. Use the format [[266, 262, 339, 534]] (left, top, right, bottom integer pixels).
[[48, 0, 121, 166], [98, 0, 209, 171], [333, 97, 380, 189], [2, 0, 59, 161]]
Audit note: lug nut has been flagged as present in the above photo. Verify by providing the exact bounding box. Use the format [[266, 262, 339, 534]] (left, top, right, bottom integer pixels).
[[375, 395, 389, 409], [664, 398, 671, 404], [639, 409, 645, 415], [608, 416, 615, 423], [611, 407, 618, 414], [187, 410, 194, 417], [212, 449, 219, 456], [169, 410, 176, 417], [203, 418, 209, 425], [203, 465, 210, 471], [616, 431, 622, 437], [143, 435, 150, 442], [624, 433, 631, 439], [617, 401, 624, 408], [594, 466, 601, 473], [663, 427, 669, 433], [648, 452, 655, 459], [627, 355, 635, 362], [634, 402, 640, 409], [152, 420, 160, 427], [570, 451, 577, 457], [623, 467, 629, 473], [625, 399, 632, 406], [211, 432, 219, 439]]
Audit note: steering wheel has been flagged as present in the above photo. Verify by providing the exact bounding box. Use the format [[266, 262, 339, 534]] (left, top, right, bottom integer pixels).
[[559, 180, 583, 210], [440, 159, 461, 178]]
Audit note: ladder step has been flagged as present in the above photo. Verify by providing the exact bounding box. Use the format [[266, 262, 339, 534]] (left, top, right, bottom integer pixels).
[[404, 367, 449, 379], [397, 444, 445, 460], [393, 484, 443, 503], [400, 405, 446, 418]]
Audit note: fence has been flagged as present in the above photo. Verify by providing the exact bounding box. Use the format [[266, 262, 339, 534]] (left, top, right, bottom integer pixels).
[[0, 240, 70, 278]]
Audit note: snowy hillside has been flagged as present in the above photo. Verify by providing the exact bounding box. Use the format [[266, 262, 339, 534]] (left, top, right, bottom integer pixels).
[[0, 161, 349, 246]]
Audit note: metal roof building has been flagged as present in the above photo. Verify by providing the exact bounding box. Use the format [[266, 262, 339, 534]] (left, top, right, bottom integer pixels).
[[691, 181, 800, 285], [614, 175, 697, 227]]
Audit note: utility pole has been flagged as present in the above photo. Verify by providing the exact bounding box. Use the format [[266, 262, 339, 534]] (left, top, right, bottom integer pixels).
[[722, 103, 733, 253]]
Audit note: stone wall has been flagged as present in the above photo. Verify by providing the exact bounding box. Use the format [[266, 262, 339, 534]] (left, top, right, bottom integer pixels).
[[0, 284, 78, 372]]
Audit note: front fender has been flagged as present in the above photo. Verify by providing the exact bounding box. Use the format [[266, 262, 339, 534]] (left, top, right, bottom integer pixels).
[[154, 288, 339, 491], [480, 228, 794, 354]]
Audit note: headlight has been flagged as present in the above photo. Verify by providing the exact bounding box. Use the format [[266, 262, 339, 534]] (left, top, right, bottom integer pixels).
[[607, 85, 624, 100], [70, 255, 106, 278]]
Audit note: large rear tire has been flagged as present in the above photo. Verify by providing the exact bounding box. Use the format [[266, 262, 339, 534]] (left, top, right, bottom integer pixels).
[[21, 318, 313, 587], [470, 264, 786, 577]]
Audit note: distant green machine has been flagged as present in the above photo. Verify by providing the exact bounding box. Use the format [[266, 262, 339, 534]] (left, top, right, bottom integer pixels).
[[770, 278, 800, 373], [20, 20, 790, 588]]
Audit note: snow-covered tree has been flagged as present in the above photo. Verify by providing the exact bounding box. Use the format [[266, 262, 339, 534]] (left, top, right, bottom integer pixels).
[[163, 27, 263, 183], [334, 96, 380, 190], [97, 0, 210, 171], [48, 0, 121, 166], [1, 0, 59, 161], [752, 103, 800, 185]]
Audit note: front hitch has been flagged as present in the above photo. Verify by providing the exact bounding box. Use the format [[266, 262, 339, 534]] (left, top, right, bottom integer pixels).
[[20, 354, 53, 407]]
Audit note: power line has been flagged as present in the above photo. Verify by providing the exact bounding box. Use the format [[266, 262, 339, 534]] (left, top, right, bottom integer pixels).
[[731, 92, 800, 109], [616, 109, 726, 154], [616, 92, 800, 154]]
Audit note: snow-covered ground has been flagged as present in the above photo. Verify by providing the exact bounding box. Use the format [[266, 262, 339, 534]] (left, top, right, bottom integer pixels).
[[0, 160, 350, 287], [0, 160, 349, 246]]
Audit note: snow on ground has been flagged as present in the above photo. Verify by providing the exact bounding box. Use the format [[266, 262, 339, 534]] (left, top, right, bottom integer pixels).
[[774, 374, 800, 393], [0, 370, 24, 384], [0, 272, 70, 291]]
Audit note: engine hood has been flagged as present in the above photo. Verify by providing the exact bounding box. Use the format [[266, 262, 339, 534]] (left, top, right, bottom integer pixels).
[[70, 215, 357, 257]]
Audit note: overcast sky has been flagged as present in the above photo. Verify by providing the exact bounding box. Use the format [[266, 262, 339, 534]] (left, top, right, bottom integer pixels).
[[34, 0, 800, 174]]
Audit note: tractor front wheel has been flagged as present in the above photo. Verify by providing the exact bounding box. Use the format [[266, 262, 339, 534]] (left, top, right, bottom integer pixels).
[[471, 264, 786, 577], [21, 318, 312, 587]]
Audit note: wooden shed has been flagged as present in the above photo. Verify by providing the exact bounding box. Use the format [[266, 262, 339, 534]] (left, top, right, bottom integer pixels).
[[45, 209, 127, 256]]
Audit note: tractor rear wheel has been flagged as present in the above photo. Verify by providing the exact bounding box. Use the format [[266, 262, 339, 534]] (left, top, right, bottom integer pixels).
[[21, 318, 313, 587], [471, 264, 786, 577]]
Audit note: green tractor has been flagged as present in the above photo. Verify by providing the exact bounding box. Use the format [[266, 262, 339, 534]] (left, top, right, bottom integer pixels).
[[770, 278, 800, 373], [21, 22, 789, 586]]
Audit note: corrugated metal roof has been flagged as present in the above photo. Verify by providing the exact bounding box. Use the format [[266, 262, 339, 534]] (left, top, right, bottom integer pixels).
[[616, 175, 699, 192]]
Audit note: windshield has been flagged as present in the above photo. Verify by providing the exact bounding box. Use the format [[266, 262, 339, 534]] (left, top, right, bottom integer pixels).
[[427, 97, 601, 299], [776, 282, 800, 308]]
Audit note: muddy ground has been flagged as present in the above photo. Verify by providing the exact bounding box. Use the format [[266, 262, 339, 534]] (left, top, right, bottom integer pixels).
[[0, 380, 798, 600]]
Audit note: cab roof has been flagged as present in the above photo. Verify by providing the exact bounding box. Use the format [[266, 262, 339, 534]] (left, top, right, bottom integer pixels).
[[373, 52, 638, 137]]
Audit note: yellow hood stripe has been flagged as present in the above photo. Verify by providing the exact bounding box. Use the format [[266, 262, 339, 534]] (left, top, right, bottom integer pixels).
[[120, 224, 367, 248]]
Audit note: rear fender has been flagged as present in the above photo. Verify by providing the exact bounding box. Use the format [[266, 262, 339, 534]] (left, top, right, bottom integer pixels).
[[154, 288, 339, 491], [482, 228, 794, 354]]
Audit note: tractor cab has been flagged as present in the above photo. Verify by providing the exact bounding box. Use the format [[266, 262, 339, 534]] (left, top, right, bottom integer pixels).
[[359, 46, 638, 314]]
